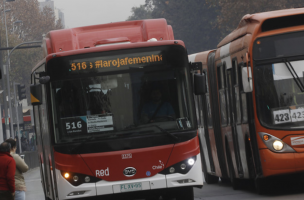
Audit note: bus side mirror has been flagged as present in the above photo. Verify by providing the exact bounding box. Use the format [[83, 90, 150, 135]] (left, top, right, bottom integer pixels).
[[242, 53, 253, 93], [39, 76, 50, 84], [194, 73, 207, 95], [242, 66, 252, 92], [30, 84, 42, 106]]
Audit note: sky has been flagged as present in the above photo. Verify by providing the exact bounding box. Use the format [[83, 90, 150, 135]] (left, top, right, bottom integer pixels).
[[38, 0, 146, 28]]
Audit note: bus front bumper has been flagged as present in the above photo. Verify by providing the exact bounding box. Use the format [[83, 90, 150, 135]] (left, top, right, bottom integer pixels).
[[56, 153, 203, 199], [258, 149, 304, 177]]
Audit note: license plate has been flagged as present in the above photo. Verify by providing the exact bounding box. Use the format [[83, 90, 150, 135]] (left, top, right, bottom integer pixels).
[[120, 182, 142, 192]]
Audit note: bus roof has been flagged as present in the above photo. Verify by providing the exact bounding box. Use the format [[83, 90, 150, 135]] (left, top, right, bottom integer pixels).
[[189, 50, 215, 66], [217, 7, 304, 48], [42, 18, 174, 56]]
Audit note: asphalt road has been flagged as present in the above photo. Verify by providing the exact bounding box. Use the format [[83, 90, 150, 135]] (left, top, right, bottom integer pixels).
[[24, 168, 304, 200]]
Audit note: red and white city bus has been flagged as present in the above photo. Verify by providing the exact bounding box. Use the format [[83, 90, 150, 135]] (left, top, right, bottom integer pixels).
[[30, 19, 204, 200], [189, 8, 304, 194]]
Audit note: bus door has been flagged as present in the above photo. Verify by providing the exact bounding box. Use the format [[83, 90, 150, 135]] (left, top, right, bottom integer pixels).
[[195, 69, 215, 174], [226, 61, 244, 177], [33, 104, 49, 196], [33, 68, 55, 199]]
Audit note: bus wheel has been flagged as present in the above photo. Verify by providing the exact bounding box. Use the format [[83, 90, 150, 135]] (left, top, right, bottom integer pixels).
[[228, 163, 240, 190], [201, 148, 218, 184], [220, 177, 230, 184], [255, 178, 267, 195], [176, 187, 194, 200]]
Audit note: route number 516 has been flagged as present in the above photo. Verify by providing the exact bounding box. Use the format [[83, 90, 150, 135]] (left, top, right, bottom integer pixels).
[[66, 121, 82, 130]]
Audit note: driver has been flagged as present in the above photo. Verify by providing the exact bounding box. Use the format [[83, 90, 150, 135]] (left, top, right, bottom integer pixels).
[[141, 88, 175, 123]]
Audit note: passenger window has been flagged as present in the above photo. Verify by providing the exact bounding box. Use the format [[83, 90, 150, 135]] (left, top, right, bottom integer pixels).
[[223, 64, 230, 125], [233, 60, 242, 124], [219, 90, 228, 126], [204, 69, 213, 128], [218, 64, 228, 126], [217, 65, 224, 89], [239, 63, 248, 123]]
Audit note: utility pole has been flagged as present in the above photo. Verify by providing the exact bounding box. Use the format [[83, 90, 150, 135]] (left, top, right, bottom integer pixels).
[[5, 41, 42, 136], [0, 13, 9, 140], [2, 0, 16, 139]]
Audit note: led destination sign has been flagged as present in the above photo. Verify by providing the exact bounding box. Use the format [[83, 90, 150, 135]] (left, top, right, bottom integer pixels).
[[47, 45, 188, 80], [70, 53, 163, 72]]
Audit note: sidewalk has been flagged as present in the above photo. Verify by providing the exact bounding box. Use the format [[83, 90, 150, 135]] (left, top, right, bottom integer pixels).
[[24, 167, 44, 200]]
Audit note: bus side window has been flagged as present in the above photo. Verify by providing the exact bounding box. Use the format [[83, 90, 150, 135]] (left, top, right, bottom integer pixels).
[[223, 63, 230, 125], [239, 63, 248, 123], [204, 69, 213, 128], [218, 64, 228, 126], [233, 59, 242, 124]]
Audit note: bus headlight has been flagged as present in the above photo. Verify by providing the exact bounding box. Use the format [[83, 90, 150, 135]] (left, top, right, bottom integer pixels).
[[169, 167, 175, 173], [84, 176, 90, 183], [64, 173, 70, 179], [180, 163, 187, 170], [273, 140, 283, 151], [188, 158, 195, 165], [258, 132, 295, 153], [61, 171, 101, 186], [159, 155, 197, 175], [73, 175, 79, 182]]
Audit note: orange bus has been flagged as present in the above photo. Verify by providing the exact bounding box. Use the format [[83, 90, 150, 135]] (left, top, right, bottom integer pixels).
[[189, 8, 304, 194]]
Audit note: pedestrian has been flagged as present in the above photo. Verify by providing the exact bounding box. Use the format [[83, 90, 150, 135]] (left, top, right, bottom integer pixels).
[[30, 136, 35, 151], [6, 138, 28, 200], [0, 142, 16, 200], [14, 136, 20, 154], [21, 138, 28, 152]]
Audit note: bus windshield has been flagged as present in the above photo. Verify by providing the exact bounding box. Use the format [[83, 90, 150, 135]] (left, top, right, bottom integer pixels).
[[254, 62, 304, 129], [254, 31, 304, 129], [48, 45, 195, 144]]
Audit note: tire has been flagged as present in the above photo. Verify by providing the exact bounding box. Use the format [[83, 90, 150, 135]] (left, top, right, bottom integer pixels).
[[175, 187, 194, 200], [255, 178, 268, 195], [200, 148, 219, 184], [228, 161, 240, 190], [220, 177, 230, 184], [203, 168, 219, 184]]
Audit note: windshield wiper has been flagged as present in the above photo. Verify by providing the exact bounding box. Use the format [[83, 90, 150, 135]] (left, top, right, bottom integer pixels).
[[143, 124, 179, 142], [120, 124, 178, 141], [283, 58, 304, 92]]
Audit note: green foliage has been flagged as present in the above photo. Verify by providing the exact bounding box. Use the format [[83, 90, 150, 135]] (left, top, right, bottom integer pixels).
[[127, 0, 221, 54]]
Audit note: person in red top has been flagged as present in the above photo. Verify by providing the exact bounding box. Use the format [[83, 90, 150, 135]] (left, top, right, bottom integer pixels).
[[0, 142, 16, 200]]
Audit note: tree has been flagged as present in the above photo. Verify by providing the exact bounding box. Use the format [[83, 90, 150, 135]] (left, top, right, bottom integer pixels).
[[127, 5, 152, 21], [127, 0, 221, 54], [207, 0, 304, 36], [0, 0, 63, 104], [5, 0, 63, 41]]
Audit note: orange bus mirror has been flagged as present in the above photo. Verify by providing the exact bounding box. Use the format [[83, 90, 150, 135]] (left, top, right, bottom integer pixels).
[[194, 73, 207, 95], [30, 84, 42, 106], [241, 65, 253, 92]]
